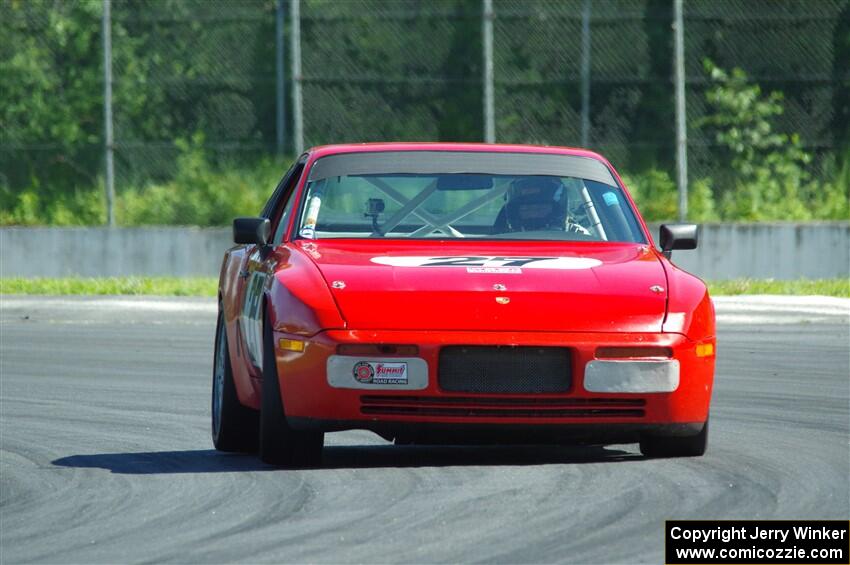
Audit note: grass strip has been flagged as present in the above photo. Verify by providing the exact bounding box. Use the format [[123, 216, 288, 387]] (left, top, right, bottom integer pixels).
[[706, 278, 848, 297], [0, 277, 218, 297]]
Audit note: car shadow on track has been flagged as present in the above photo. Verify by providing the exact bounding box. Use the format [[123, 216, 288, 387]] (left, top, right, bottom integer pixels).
[[323, 443, 641, 468], [52, 444, 643, 474]]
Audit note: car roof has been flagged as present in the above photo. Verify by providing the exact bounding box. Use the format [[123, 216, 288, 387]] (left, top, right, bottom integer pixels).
[[307, 142, 611, 165]]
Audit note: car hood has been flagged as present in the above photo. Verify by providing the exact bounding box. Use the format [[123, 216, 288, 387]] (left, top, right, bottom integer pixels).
[[295, 240, 668, 333]]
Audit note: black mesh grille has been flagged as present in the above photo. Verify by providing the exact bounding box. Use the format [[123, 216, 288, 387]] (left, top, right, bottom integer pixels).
[[359, 395, 644, 418], [438, 346, 571, 394]]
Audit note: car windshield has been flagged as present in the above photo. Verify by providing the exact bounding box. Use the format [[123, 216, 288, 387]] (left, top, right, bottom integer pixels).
[[296, 152, 646, 243]]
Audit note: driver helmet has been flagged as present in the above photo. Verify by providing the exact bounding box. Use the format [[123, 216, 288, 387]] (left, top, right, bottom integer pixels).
[[505, 176, 566, 231]]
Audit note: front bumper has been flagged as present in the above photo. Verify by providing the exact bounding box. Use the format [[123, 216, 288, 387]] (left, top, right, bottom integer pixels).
[[274, 329, 715, 431]]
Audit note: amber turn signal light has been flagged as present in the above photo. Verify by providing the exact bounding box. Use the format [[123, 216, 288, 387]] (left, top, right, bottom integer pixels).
[[337, 344, 419, 356], [695, 343, 715, 357], [279, 338, 305, 352], [595, 346, 673, 359]]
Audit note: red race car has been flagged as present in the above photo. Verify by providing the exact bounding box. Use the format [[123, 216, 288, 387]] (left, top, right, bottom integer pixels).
[[212, 143, 715, 466]]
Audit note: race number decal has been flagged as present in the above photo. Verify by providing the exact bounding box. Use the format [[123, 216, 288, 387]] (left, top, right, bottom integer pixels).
[[240, 269, 267, 370], [370, 256, 601, 270]]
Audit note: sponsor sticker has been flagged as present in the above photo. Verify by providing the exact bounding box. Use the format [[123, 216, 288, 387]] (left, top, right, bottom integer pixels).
[[352, 361, 408, 385], [467, 266, 522, 274], [299, 195, 322, 239], [353, 361, 374, 383]]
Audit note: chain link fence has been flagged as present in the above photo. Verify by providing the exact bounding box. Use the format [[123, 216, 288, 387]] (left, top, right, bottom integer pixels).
[[683, 0, 847, 182], [492, 0, 663, 171], [110, 0, 275, 184], [300, 0, 483, 147], [1, 0, 848, 225]]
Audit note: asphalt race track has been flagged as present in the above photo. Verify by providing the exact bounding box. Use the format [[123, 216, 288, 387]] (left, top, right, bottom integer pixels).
[[1, 295, 848, 564]]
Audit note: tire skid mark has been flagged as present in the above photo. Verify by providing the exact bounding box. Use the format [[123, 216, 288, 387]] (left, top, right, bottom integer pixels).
[[1, 306, 847, 563]]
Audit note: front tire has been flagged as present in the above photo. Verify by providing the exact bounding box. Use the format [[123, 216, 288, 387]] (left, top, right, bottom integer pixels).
[[212, 309, 258, 452], [258, 311, 324, 467], [639, 417, 709, 458]]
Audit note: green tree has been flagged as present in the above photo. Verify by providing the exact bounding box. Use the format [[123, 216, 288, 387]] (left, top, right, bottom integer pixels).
[[698, 59, 813, 220], [0, 0, 105, 222]]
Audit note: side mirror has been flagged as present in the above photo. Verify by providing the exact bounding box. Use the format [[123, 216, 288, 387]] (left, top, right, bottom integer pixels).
[[233, 217, 271, 246], [659, 223, 698, 259]]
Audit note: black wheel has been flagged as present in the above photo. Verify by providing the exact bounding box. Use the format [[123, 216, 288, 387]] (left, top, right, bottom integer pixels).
[[258, 310, 324, 467], [212, 309, 258, 452], [639, 417, 709, 458]]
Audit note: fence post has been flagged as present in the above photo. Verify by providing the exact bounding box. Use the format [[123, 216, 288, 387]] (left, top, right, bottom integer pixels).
[[580, 0, 591, 148], [290, 0, 303, 155], [482, 0, 495, 143], [102, 0, 115, 226], [275, 0, 286, 155], [674, 0, 688, 221]]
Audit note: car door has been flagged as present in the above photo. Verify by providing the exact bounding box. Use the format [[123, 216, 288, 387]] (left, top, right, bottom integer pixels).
[[238, 156, 308, 372]]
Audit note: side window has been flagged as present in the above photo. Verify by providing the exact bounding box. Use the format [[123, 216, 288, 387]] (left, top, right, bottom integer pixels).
[[261, 162, 297, 219], [272, 181, 300, 243], [271, 161, 306, 244]]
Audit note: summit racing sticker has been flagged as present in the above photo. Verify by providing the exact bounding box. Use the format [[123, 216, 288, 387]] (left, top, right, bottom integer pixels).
[[370, 256, 602, 270], [352, 361, 408, 385]]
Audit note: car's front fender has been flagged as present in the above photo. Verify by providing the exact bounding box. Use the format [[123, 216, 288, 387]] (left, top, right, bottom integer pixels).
[[266, 245, 347, 337], [661, 260, 716, 341]]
